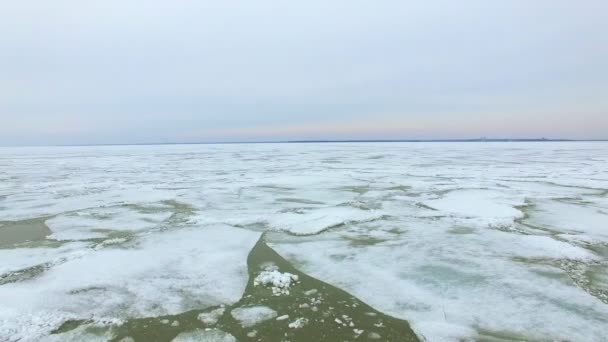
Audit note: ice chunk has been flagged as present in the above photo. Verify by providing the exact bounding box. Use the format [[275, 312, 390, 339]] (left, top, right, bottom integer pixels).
[[288, 317, 308, 329], [230, 306, 277, 327], [254, 268, 299, 296], [198, 307, 226, 326]]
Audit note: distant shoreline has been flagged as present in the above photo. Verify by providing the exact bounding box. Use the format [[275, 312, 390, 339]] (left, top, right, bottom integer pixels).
[[3, 139, 608, 148], [48, 138, 608, 147]]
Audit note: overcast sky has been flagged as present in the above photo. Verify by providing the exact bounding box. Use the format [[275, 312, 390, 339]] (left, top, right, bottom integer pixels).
[[1, 0, 607, 145]]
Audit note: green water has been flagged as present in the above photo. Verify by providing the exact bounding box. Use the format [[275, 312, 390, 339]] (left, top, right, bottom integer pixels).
[[54, 235, 420, 341], [0, 217, 52, 248]]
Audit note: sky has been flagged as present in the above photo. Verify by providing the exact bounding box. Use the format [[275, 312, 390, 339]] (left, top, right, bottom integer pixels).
[[1, 0, 607, 145]]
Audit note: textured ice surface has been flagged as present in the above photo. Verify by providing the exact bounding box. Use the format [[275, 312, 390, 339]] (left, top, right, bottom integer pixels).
[[0, 242, 88, 276], [526, 199, 608, 240], [424, 189, 525, 226], [1, 142, 608, 341], [230, 306, 277, 327], [268, 207, 384, 235], [0, 226, 259, 341]]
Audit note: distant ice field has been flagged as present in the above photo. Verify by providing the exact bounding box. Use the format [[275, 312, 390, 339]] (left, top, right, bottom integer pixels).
[[1, 142, 607, 341]]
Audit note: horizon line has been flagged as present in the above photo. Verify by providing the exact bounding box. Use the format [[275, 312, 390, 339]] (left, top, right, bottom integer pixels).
[[3, 137, 608, 148]]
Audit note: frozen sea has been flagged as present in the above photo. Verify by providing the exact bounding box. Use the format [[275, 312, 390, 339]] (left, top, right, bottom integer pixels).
[[1, 142, 607, 341]]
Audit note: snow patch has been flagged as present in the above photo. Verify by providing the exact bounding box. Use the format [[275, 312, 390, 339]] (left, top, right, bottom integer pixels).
[[254, 268, 299, 296]]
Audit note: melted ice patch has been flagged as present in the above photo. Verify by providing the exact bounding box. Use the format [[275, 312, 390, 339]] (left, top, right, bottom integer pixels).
[[230, 306, 277, 327], [198, 307, 226, 326], [45, 206, 172, 241], [172, 329, 236, 342]]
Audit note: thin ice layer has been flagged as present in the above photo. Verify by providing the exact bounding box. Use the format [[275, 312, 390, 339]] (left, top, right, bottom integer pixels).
[[268, 207, 384, 235], [172, 329, 236, 342], [45, 205, 172, 241], [230, 306, 278, 327]]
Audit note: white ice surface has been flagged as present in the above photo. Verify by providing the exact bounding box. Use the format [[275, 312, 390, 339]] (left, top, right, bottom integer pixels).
[[0, 242, 88, 276], [1, 142, 608, 341], [254, 268, 299, 296], [271, 225, 608, 341], [526, 199, 608, 241], [0, 226, 260, 341], [424, 189, 525, 226], [268, 207, 384, 235]]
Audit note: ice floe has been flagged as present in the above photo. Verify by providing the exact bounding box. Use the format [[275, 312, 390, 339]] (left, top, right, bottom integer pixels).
[[0, 226, 260, 341]]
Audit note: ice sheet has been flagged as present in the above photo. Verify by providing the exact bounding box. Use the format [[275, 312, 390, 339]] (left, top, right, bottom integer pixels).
[[0, 226, 260, 341], [271, 231, 608, 341], [1, 142, 607, 341]]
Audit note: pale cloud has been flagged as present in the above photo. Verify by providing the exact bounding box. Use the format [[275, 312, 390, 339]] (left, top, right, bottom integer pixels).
[[0, 0, 607, 145]]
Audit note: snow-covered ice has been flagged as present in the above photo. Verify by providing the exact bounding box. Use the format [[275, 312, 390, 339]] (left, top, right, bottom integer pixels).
[[0, 226, 259, 341], [1, 142, 607, 341]]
